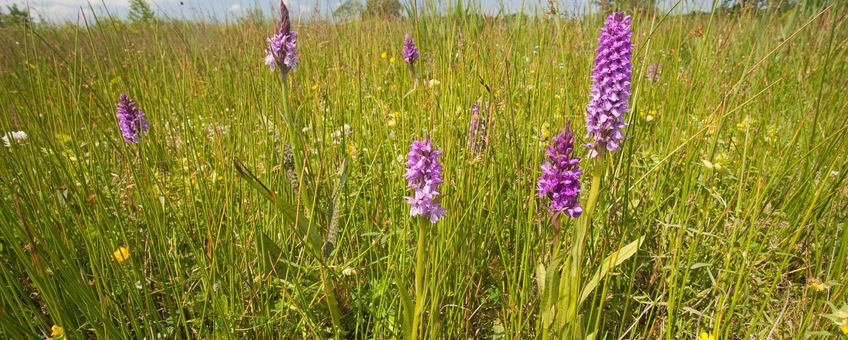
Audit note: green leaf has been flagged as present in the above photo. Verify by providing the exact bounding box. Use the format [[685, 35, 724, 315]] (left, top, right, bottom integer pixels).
[[541, 256, 563, 330], [535, 262, 546, 294], [492, 319, 505, 340], [579, 236, 644, 305], [394, 270, 414, 339], [234, 159, 322, 254]]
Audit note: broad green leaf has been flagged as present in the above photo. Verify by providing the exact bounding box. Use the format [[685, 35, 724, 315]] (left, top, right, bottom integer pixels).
[[579, 236, 644, 305], [541, 257, 563, 329], [394, 270, 414, 339], [535, 262, 546, 293]]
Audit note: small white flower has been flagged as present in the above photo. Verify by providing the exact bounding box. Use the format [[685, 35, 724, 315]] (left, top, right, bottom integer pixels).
[[2, 131, 28, 147], [831, 171, 839, 178]]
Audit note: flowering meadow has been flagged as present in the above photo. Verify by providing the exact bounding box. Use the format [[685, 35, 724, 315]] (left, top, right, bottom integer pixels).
[[1, 1, 847, 338]]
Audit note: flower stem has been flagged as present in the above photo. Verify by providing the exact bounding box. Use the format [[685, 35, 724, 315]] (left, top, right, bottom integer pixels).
[[278, 72, 310, 204], [411, 217, 427, 340], [566, 155, 605, 329]]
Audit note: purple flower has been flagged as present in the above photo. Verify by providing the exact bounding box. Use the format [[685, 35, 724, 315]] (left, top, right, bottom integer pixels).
[[585, 12, 632, 158], [468, 101, 489, 155], [116, 93, 148, 144], [537, 125, 583, 217], [265, 2, 298, 73], [265, 31, 298, 72], [404, 140, 446, 223], [402, 33, 419, 65], [647, 63, 660, 83]]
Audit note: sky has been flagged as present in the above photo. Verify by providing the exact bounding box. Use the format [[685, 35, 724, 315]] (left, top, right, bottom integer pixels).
[[0, 0, 717, 23]]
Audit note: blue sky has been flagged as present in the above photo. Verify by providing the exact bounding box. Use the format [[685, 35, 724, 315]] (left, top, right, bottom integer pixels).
[[0, 0, 716, 23]]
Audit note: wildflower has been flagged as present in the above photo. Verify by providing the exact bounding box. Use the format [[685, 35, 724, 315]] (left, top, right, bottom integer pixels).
[[646, 63, 660, 83], [381, 51, 387, 59], [346, 142, 358, 157], [698, 331, 715, 340], [644, 109, 657, 122], [388, 111, 399, 127], [116, 94, 148, 144], [2, 130, 28, 147], [402, 33, 419, 65], [468, 101, 489, 155], [537, 124, 583, 217], [265, 32, 298, 73], [404, 140, 446, 223], [331, 124, 353, 144], [809, 278, 831, 292], [585, 12, 632, 158], [702, 153, 729, 173], [824, 304, 848, 335], [541, 122, 551, 140], [764, 123, 778, 143], [264, 2, 298, 73], [113, 246, 130, 263], [389, 56, 396, 63], [736, 116, 754, 132], [51, 325, 64, 337]]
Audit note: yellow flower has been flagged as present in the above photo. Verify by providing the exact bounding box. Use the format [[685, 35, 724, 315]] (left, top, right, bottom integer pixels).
[[707, 124, 718, 135], [541, 122, 551, 140], [51, 325, 64, 337], [389, 56, 396, 63], [346, 143, 358, 157], [765, 123, 778, 143], [310, 83, 318, 91], [113, 246, 130, 263], [646, 109, 657, 122], [387, 112, 399, 127], [809, 278, 830, 292], [380, 52, 387, 59], [698, 331, 715, 340], [840, 321, 848, 335], [736, 116, 754, 132]]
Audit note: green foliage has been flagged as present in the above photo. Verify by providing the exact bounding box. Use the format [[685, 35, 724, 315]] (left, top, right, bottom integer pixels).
[[0, 4, 847, 339], [597, 0, 658, 14], [365, 0, 402, 18], [334, 0, 365, 20], [128, 0, 156, 23], [0, 4, 31, 27]]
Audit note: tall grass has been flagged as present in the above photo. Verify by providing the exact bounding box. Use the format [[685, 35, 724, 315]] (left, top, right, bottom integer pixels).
[[0, 2, 846, 338]]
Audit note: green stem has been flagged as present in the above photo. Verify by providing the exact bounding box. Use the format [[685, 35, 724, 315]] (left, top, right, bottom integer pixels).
[[566, 155, 605, 329], [278, 72, 311, 206], [279, 71, 340, 334], [411, 218, 427, 340], [321, 270, 343, 336]]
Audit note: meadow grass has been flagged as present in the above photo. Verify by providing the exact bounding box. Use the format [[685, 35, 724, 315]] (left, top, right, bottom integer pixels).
[[0, 2, 847, 338]]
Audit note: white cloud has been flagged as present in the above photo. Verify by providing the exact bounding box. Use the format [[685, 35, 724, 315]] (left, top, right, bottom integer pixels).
[[228, 3, 241, 13]]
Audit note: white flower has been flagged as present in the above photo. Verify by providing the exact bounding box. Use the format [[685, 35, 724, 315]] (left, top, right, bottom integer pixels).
[[2, 131, 28, 147], [332, 124, 353, 145]]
